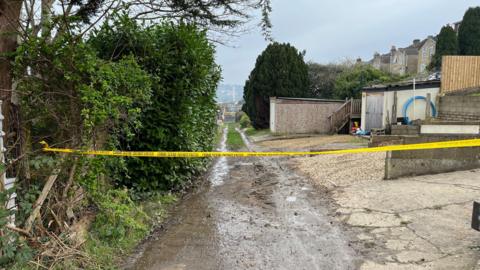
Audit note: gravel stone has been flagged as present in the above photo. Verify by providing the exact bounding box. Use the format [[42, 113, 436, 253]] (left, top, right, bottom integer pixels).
[[294, 152, 385, 189]]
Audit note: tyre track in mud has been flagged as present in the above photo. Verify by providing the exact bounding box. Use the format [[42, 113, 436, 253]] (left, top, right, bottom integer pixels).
[[124, 128, 358, 270]]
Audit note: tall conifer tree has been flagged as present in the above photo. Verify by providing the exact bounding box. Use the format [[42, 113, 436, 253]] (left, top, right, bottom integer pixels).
[[243, 43, 309, 129], [459, 7, 480, 55], [430, 25, 458, 70]]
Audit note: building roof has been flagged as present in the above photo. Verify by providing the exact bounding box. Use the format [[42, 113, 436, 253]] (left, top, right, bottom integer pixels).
[[271, 97, 345, 103], [374, 36, 436, 59], [363, 80, 441, 92], [403, 46, 419, 55]]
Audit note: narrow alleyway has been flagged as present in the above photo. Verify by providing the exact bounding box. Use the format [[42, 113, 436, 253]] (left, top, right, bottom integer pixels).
[[124, 129, 358, 270]]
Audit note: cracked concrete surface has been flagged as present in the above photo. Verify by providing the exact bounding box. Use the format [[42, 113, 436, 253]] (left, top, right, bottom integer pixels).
[[274, 135, 480, 270], [332, 169, 480, 269]]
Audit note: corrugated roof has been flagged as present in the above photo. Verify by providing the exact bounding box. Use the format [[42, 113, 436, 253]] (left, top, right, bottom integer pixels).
[[363, 80, 441, 92]]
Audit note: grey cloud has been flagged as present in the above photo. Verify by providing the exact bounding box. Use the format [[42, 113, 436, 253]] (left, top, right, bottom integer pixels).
[[216, 0, 478, 85]]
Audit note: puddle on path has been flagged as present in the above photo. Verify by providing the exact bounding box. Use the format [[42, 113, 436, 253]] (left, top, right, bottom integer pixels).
[[124, 128, 358, 270], [210, 127, 229, 186]]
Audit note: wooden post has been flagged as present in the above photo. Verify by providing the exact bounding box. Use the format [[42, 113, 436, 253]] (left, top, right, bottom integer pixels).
[[425, 93, 432, 121], [349, 99, 353, 133], [391, 91, 398, 125]]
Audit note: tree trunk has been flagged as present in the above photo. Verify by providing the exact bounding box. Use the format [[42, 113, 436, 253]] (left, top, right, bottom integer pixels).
[[0, 0, 22, 108], [0, 0, 23, 176]]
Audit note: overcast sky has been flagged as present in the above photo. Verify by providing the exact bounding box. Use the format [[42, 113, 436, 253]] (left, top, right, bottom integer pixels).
[[216, 0, 479, 85]]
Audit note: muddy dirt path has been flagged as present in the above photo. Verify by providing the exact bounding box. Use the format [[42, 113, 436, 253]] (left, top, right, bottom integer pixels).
[[124, 128, 358, 270]]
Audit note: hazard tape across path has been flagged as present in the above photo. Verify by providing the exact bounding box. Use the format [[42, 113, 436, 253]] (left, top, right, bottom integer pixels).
[[39, 138, 480, 158]]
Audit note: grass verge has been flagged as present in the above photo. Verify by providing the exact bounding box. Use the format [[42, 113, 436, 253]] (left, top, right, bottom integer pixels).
[[84, 193, 177, 269], [10, 193, 177, 270], [226, 123, 245, 150], [244, 127, 271, 138]]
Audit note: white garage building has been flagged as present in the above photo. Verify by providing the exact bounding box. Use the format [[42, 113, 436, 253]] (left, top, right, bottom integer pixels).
[[361, 80, 441, 131]]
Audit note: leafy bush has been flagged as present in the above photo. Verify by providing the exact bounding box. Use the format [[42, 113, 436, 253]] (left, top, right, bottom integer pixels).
[[14, 36, 152, 149], [239, 113, 251, 128], [11, 32, 153, 267], [333, 64, 403, 99], [91, 17, 221, 192], [56, 155, 148, 244], [8, 10, 220, 270], [91, 189, 148, 242], [0, 189, 34, 266]]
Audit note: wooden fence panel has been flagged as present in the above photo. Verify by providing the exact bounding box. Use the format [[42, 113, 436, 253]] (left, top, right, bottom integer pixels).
[[441, 56, 480, 94]]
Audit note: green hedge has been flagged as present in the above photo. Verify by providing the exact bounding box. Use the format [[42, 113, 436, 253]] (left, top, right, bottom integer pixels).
[[91, 17, 221, 192]]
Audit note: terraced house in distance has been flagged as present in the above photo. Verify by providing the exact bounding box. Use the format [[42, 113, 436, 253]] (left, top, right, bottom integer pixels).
[[371, 36, 436, 75]]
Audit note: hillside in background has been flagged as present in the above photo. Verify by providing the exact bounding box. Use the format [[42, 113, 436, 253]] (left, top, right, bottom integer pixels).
[[216, 84, 244, 103]]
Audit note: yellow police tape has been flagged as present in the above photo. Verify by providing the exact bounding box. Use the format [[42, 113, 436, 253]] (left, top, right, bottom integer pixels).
[[39, 138, 480, 158]]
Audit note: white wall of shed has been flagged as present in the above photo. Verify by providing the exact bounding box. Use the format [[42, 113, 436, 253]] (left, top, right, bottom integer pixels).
[[382, 87, 439, 127], [270, 101, 276, 133], [362, 87, 439, 130]]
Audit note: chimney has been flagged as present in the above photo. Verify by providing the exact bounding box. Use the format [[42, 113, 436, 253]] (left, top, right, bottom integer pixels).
[[413, 39, 421, 46], [391, 46, 397, 52]]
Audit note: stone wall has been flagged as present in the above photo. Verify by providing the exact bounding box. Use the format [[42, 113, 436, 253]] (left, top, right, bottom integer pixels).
[[437, 95, 480, 121], [384, 135, 480, 179], [391, 125, 420, 136], [369, 135, 414, 147]]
